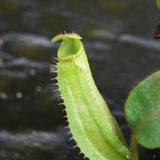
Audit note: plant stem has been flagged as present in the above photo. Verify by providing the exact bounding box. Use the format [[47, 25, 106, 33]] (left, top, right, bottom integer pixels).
[[129, 132, 139, 160]]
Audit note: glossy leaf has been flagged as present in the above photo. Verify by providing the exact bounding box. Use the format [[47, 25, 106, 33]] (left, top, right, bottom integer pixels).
[[52, 33, 130, 160], [125, 71, 160, 148]]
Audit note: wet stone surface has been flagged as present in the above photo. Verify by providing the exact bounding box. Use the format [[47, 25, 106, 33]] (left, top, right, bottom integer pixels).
[[0, 0, 160, 159]]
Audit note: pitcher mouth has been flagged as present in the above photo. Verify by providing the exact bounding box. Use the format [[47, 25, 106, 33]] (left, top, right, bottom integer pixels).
[[51, 33, 82, 60]]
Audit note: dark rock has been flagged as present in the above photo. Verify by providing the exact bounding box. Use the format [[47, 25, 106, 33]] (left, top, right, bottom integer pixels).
[[2, 33, 56, 60], [0, 128, 84, 160]]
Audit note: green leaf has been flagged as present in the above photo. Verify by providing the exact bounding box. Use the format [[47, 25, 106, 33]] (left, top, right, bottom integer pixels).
[[157, 0, 160, 10], [52, 33, 130, 160], [125, 71, 160, 148]]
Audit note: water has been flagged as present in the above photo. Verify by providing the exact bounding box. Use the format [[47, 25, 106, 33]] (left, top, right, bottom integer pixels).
[[0, 0, 160, 159]]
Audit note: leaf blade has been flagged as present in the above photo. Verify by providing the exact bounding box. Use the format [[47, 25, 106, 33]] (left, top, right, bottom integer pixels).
[[125, 71, 160, 148], [157, 0, 160, 10]]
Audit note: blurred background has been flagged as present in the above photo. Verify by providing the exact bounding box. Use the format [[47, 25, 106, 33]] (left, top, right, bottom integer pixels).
[[0, 0, 160, 159]]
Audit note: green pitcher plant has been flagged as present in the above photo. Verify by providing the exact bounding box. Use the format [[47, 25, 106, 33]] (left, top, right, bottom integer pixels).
[[51, 33, 160, 160]]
